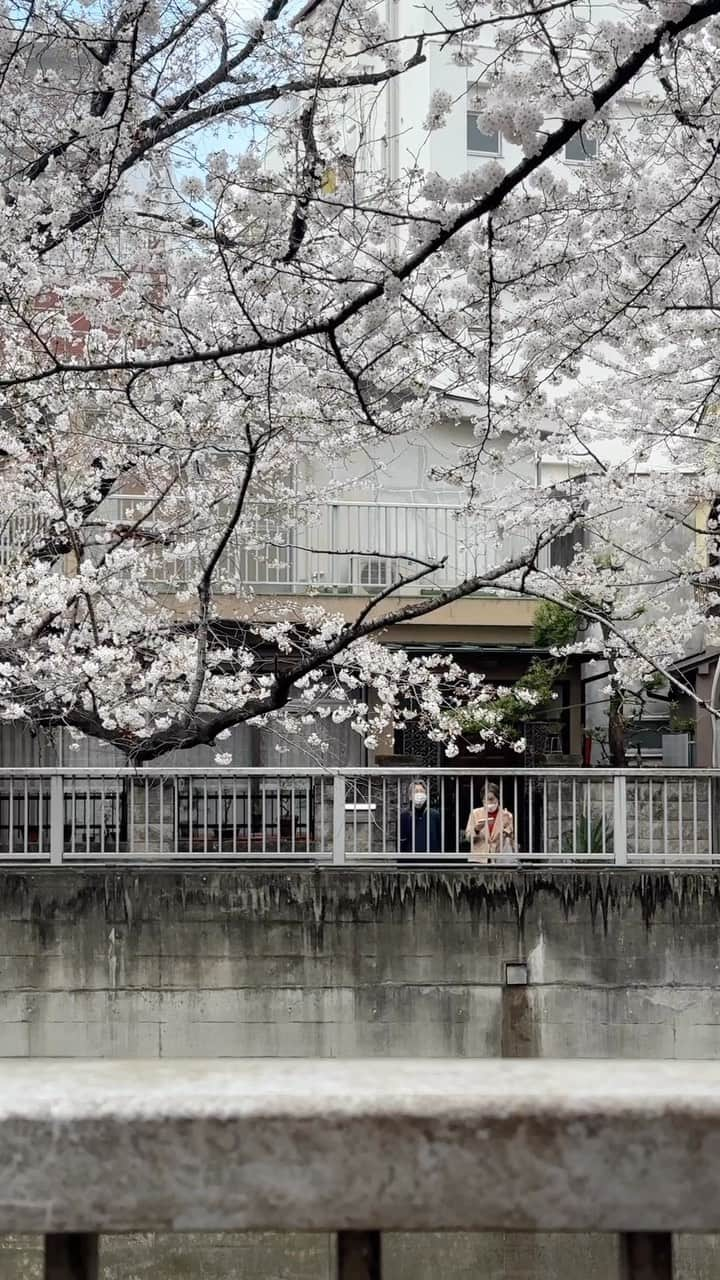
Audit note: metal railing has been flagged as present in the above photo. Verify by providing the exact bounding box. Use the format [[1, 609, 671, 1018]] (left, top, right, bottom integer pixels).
[[0, 767, 716, 864], [4, 1059, 717, 1278], [105, 496, 551, 592], [0, 497, 548, 594]]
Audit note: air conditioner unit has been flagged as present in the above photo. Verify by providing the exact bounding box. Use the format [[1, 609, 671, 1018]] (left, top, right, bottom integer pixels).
[[355, 557, 398, 589], [662, 733, 692, 768]]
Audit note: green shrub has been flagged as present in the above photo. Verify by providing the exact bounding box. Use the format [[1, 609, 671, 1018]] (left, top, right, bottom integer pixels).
[[562, 817, 613, 855], [533, 600, 578, 649]]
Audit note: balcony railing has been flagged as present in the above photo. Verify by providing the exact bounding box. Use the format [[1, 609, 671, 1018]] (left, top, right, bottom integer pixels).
[[0, 499, 550, 594], [110, 497, 552, 593], [5, 1058, 716, 1278], [0, 767, 716, 864]]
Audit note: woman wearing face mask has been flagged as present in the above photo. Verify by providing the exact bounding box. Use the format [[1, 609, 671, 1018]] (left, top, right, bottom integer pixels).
[[399, 781, 442, 854], [465, 783, 515, 862]]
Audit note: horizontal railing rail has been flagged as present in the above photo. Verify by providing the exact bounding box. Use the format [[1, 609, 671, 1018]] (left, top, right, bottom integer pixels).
[[3, 1059, 717, 1278], [0, 766, 715, 865]]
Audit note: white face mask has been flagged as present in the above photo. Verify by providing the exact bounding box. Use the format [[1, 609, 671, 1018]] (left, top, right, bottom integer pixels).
[[486, 798, 498, 812], [413, 790, 427, 807]]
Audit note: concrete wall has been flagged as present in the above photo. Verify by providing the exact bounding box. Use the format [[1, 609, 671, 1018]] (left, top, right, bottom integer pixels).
[[2, 867, 720, 1276], [1, 868, 720, 1060]]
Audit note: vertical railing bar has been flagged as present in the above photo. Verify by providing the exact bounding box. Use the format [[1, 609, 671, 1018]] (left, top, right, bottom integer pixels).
[[693, 777, 698, 862], [456, 772, 460, 860], [442, 775, 447, 858], [187, 778, 193, 856], [8, 777, 13, 858], [543, 777, 548, 860], [381, 774, 387, 859], [172, 777, 179, 858], [291, 776, 296, 857], [130, 776, 136, 858], [333, 774, 345, 866], [614, 775, 628, 867], [262, 776, 269, 857], [40, 780, 46, 859], [305, 776, 311, 857], [259, 777, 265, 856], [218, 777, 223, 856], [572, 776, 577, 860], [70, 776, 76, 856], [663, 778, 669, 864], [85, 777, 90, 858], [649, 779, 654, 862], [143, 773, 149, 855], [557, 776, 562, 861], [678, 779, 683, 863], [367, 776, 372, 857], [242, 768, 248, 860], [702, 773, 707, 865], [634, 776, 639, 861], [157, 777, 163, 858], [100, 778, 106, 858], [204, 776, 209, 856], [426, 772, 432, 856], [513, 776, 518, 859], [320, 777, 325, 859], [276, 777, 281, 857], [586, 777, 592, 863]]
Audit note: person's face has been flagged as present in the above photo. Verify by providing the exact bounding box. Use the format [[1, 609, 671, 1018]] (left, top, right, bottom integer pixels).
[[486, 792, 499, 812], [413, 786, 427, 807]]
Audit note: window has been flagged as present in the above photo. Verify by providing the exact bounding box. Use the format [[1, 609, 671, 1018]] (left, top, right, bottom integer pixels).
[[466, 110, 500, 156], [564, 129, 598, 162], [467, 82, 500, 155]]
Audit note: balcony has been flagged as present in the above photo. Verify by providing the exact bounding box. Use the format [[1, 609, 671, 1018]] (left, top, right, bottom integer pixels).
[[0, 498, 551, 596], [4, 1058, 715, 1278], [0, 767, 716, 864]]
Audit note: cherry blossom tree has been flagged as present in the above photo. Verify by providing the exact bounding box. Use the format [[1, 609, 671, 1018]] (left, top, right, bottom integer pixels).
[[1, 0, 720, 761]]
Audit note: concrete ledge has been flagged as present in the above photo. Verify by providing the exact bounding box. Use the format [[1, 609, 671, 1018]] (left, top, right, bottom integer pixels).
[[2, 1060, 720, 1233]]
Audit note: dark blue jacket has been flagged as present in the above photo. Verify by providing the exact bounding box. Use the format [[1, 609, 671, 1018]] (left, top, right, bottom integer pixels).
[[400, 805, 442, 853]]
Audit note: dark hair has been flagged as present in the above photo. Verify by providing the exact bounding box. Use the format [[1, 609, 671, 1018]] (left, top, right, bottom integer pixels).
[[485, 782, 499, 800]]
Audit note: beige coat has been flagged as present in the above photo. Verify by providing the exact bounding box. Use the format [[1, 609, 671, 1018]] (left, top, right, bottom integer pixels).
[[465, 805, 515, 861]]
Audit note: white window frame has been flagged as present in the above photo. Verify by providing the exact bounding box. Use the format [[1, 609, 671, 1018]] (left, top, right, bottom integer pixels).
[[466, 82, 501, 157]]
